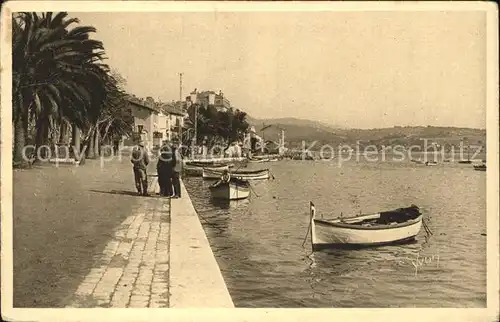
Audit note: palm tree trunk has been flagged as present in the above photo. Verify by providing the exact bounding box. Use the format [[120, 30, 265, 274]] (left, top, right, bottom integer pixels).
[[58, 121, 68, 145], [35, 116, 49, 160], [13, 115, 27, 165], [71, 125, 81, 160], [13, 93, 29, 166], [94, 129, 100, 157], [87, 128, 95, 159]]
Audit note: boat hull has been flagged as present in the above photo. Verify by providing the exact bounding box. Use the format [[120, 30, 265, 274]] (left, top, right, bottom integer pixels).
[[209, 181, 250, 200], [183, 165, 229, 176], [203, 168, 270, 180], [312, 218, 422, 248]]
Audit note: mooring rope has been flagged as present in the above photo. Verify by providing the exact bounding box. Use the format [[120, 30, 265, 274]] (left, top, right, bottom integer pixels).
[[301, 218, 312, 248], [248, 183, 260, 198]]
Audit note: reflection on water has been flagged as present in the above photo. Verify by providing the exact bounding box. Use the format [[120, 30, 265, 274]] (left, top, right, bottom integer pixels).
[[184, 157, 487, 307]]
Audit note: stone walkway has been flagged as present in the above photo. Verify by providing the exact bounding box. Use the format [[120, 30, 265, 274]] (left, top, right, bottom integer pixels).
[[66, 195, 171, 308]]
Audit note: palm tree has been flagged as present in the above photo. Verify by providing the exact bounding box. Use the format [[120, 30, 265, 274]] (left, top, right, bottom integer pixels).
[[12, 12, 110, 165]]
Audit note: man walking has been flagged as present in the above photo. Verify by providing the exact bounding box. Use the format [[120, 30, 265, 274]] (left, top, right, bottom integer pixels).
[[131, 140, 150, 196], [157, 140, 173, 197], [171, 139, 183, 198]]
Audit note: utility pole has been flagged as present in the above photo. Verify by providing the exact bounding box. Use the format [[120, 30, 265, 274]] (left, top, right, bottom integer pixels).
[[179, 72, 183, 101]]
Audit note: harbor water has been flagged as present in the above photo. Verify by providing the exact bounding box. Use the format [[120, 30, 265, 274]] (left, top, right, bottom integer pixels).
[[184, 156, 487, 307]]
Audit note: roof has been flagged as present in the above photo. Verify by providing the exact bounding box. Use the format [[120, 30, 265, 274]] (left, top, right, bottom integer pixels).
[[161, 102, 185, 116], [126, 96, 159, 113]]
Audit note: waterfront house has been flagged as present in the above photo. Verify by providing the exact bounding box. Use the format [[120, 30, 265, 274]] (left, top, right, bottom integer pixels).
[[162, 101, 187, 142], [124, 95, 159, 150], [124, 96, 187, 151]]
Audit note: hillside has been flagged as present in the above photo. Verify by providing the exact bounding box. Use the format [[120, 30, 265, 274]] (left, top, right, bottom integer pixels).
[[245, 116, 486, 149], [246, 116, 345, 145]]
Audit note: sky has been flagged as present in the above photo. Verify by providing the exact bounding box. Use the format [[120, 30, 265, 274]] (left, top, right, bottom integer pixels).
[[74, 10, 487, 129]]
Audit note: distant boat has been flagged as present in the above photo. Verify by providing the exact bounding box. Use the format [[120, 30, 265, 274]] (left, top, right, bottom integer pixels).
[[209, 178, 250, 200], [183, 164, 229, 176], [248, 158, 268, 163], [473, 164, 486, 171], [186, 161, 233, 168], [203, 168, 270, 180], [308, 202, 423, 250]]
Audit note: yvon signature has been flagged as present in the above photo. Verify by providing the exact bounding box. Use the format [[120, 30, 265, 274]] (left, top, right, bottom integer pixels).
[[398, 253, 440, 276]]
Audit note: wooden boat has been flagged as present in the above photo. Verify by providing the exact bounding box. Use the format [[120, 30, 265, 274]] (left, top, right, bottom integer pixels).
[[209, 178, 250, 200], [248, 158, 268, 163], [425, 161, 438, 166], [203, 168, 270, 180], [183, 164, 229, 176], [473, 164, 486, 171], [458, 160, 472, 164], [308, 202, 423, 250]]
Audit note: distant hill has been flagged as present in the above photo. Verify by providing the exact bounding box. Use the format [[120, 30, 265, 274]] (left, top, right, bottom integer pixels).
[[246, 116, 345, 145], [244, 116, 486, 149]]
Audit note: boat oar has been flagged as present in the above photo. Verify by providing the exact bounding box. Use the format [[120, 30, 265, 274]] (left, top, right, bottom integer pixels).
[[270, 171, 275, 180]]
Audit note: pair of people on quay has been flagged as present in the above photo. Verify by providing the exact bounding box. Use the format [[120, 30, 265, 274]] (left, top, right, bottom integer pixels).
[[130, 139, 182, 198], [156, 139, 182, 198]]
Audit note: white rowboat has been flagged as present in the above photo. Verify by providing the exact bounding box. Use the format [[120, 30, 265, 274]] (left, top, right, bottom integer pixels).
[[203, 168, 270, 180], [309, 202, 423, 250], [209, 179, 250, 200]]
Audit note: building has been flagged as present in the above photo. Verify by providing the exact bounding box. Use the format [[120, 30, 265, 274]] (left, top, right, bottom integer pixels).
[[186, 89, 231, 112], [161, 101, 187, 142], [124, 95, 186, 150]]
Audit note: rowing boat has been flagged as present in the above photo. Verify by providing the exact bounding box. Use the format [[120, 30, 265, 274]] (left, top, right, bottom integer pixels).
[[248, 158, 268, 163], [209, 178, 251, 200], [183, 164, 229, 176], [308, 202, 422, 250], [473, 164, 486, 171], [203, 168, 270, 180]]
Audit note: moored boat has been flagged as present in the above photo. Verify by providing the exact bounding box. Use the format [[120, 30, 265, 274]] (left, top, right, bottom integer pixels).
[[473, 164, 486, 171], [183, 164, 229, 176], [203, 168, 270, 180], [308, 202, 423, 250], [209, 178, 251, 200], [248, 158, 268, 163]]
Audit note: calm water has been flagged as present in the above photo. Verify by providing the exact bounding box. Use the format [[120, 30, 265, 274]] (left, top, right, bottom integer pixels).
[[184, 156, 487, 307]]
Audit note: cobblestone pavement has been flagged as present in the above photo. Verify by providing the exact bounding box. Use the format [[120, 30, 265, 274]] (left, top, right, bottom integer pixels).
[[66, 195, 171, 308]]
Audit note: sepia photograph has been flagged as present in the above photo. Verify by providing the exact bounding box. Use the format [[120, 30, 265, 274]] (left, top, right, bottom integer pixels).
[[1, 1, 498, 321]]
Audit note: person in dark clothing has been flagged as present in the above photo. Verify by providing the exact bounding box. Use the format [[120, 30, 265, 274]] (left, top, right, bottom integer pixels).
[[131, 140, 150, 196], [157, 141, 173, 197], [171, 140, 183, 198]]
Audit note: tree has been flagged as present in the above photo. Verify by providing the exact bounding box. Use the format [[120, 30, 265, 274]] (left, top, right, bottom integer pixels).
[[186, 104, 249, 149], [12, 12, 111, 165]]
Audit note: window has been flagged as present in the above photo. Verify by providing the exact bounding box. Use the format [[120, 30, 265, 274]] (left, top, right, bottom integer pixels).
[[138, 125, 144, 133]]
